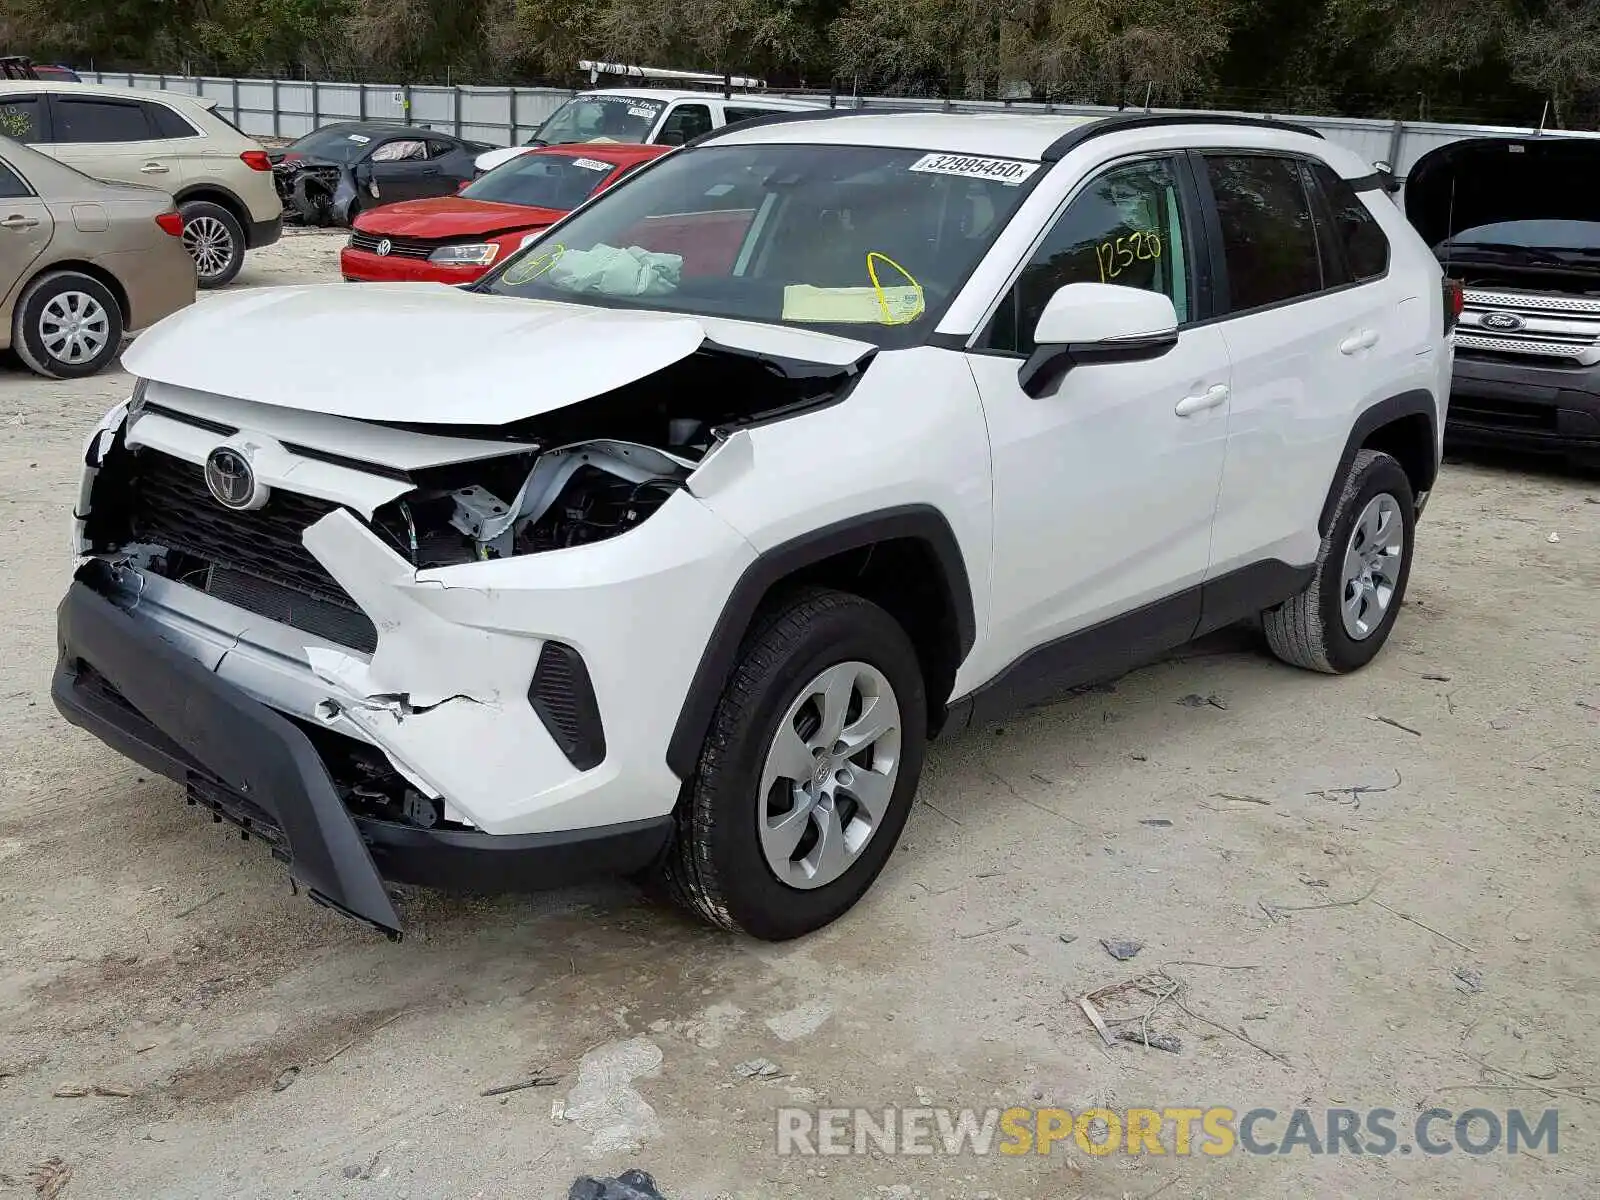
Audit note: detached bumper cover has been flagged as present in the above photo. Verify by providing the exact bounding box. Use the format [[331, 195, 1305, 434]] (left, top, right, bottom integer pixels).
[[52, 568, 671, 937]]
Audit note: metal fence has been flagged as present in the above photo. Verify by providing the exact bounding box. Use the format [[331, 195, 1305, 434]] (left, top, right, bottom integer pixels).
[[85, 70, 1600, 184]]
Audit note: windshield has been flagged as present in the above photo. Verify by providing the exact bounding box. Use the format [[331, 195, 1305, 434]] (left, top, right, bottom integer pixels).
[[530, 96, 665, 146], [285, 127, 379, 164], [479, 143, 1039, 346], [461, 152, 618, 210], [1442, 219, 1600, 254]]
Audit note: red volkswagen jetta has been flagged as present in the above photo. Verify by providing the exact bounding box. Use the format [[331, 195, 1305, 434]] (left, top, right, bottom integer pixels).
[[340, 143, 671, 284]]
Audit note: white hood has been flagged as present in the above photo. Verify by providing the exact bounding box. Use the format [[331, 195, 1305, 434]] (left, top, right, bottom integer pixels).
[[475, 146, 535, 174], [123, 283, 871, 427]]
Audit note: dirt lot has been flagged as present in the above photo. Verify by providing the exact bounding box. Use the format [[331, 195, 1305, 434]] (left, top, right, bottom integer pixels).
[[0, 230, 1596, 1199]]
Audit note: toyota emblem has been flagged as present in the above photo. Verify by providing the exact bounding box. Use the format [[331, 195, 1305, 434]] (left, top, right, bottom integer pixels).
[[375, 238, 392, 256], [204, 447, 264, 510], [1480, 311, 1526, 333]]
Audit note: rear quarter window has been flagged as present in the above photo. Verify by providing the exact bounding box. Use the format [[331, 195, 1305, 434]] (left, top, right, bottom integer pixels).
[[1310, 161, 1390, 282], [145, 102, 199, 139]]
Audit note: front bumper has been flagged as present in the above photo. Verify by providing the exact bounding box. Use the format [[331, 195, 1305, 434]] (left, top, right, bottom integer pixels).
[[52, 564, 672, 937], [340, 246, 490, 285], [1448, 353, 1600, 458]]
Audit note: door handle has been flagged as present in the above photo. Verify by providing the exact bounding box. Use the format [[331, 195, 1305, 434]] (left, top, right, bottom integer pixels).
[[0, 214, 38, 229], [1175, 384, 1229, 417], [1340, 329, 1379, 355], [140, 162, 170, 174]]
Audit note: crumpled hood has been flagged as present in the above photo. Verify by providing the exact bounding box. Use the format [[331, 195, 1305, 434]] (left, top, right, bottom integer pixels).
[[122, 282, 873, 426], [353, 197, 565, 240]]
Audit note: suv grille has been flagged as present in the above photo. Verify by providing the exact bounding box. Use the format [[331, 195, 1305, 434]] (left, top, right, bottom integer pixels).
[[348, 230, 434, 260], [1458, 288, 1600, 364], [127, 451, 378, 653]]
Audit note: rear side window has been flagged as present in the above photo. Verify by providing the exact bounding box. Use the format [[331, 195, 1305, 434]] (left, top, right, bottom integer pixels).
[[723, 106, 781, 126], [0, 156, 29, 197], [0, 95, 45, 143], [1204, 154, 1322, 312], [1309, 162, 1389, 282], [144, 102, 198, 139], [426, 139, 455, 159], [53, 97, 153, 143]]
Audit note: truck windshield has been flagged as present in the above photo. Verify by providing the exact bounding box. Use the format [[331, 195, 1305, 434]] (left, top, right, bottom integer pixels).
[[530, 96, 665, 146], [480, 142, 1041, 347]]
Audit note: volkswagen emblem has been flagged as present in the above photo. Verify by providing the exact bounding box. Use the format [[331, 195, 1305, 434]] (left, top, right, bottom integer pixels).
[[375, 238, 392, 257], [1480, 311, 1525, 333], [204, 447, 264, 510]]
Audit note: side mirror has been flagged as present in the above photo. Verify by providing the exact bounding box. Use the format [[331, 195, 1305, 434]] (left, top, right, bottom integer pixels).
[[1019, 283, 1180, 398]]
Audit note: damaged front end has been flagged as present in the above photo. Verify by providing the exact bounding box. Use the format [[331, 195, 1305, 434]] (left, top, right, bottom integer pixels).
[[56, 334, 870, 935], [275, 159, 365, 227]]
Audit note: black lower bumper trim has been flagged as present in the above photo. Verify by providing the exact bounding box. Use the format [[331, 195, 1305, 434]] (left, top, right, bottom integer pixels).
[[248, 213, 284, 249], [52, 563, 672, 935]]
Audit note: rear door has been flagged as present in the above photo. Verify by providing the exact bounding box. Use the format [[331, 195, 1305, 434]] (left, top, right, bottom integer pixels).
[[142, 98, 212, 189], [44, 93, 176, 188], [0, 151, 55, 310], [1198, 151, 1387, 577]]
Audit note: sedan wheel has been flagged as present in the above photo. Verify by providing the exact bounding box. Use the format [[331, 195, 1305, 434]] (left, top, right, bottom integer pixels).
[[39, 290, 112, 368]]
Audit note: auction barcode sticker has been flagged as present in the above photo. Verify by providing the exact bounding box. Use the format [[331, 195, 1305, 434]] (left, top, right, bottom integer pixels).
[[573, 158, 612, 171], [908, 153, 1039, 185]]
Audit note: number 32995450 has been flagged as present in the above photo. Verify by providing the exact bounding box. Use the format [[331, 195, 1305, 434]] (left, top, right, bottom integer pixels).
[[1095, 231, 1162, 282]]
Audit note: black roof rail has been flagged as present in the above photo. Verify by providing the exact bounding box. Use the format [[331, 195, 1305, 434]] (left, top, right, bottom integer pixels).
[[679, 105, 868, 149], [1040, 112, 1325, 162]]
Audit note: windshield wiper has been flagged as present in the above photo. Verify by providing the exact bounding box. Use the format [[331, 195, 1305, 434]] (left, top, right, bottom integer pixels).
[[1445, 242, 1598, 268]]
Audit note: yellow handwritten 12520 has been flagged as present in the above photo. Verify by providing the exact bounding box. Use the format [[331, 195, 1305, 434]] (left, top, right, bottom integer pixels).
[[1096, 231, 1162, 282]]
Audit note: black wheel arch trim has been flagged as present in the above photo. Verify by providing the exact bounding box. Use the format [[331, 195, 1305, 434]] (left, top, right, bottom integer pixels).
[[175, 183, 250, 226], [1318, 389, 1439, 535], [665, 504, 976, 779]]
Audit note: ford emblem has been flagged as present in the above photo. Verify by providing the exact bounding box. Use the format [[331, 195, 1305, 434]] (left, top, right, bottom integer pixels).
[[1480, 311, 1525, 333], [204, 447, 265, 510]]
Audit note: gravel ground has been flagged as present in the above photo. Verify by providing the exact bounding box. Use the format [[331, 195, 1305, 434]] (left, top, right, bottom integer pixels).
[[1, 230, 1597, 1199]]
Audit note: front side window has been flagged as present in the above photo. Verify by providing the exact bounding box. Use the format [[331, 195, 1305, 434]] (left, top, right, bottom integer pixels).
[[658, 104, 713, 146], [986, 157, 1192, 355], [482, 143, 1040, 347], [462, 152, 617, 210], [1309, 162, 1389, 282], [0, 95, 44, 143], [371, 138, 426, 163], [532, 96, 665, 146], [1205, 154, 1323, 312], [53, 98, 153, 143]]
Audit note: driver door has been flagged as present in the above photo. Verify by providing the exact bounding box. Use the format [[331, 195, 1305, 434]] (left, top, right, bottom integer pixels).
[[964, 154, 1233, 691], [364, 137, 434, 204]]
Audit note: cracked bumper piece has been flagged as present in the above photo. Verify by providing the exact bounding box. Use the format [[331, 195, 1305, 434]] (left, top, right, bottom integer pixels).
[[52, 566, 672, 937]]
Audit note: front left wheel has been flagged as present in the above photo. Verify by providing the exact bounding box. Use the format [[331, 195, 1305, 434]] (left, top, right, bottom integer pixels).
[[657, 588, 928, 940]]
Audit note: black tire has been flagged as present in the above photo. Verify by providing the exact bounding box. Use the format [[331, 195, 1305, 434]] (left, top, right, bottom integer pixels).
[[11, 271, 124, 380], [1263, 449, 1417, 674], [657, 588, 928, 940], [179, 199, 245, 288]]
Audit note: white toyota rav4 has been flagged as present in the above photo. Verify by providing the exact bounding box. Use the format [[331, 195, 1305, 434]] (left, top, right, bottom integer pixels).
[[55, 111, 1454, 941]]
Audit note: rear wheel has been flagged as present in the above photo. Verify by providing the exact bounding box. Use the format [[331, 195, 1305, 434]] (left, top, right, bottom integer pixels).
[[180, 200, 245, 288], [657, 589, 927, 940], [12, 271, 123, 379], [1263, 449, 1416, 674]]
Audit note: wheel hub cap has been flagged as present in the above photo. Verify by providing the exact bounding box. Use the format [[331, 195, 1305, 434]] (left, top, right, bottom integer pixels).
[[40, 291, 110, 365], [1340, 493, 1405, 641], [758, 660, 902, 890]]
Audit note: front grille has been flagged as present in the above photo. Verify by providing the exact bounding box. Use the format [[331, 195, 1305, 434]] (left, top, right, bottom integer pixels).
[[1459, 288, 1600, 364], [348, 230, 434, 260], [127, 451, 378, 652]]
